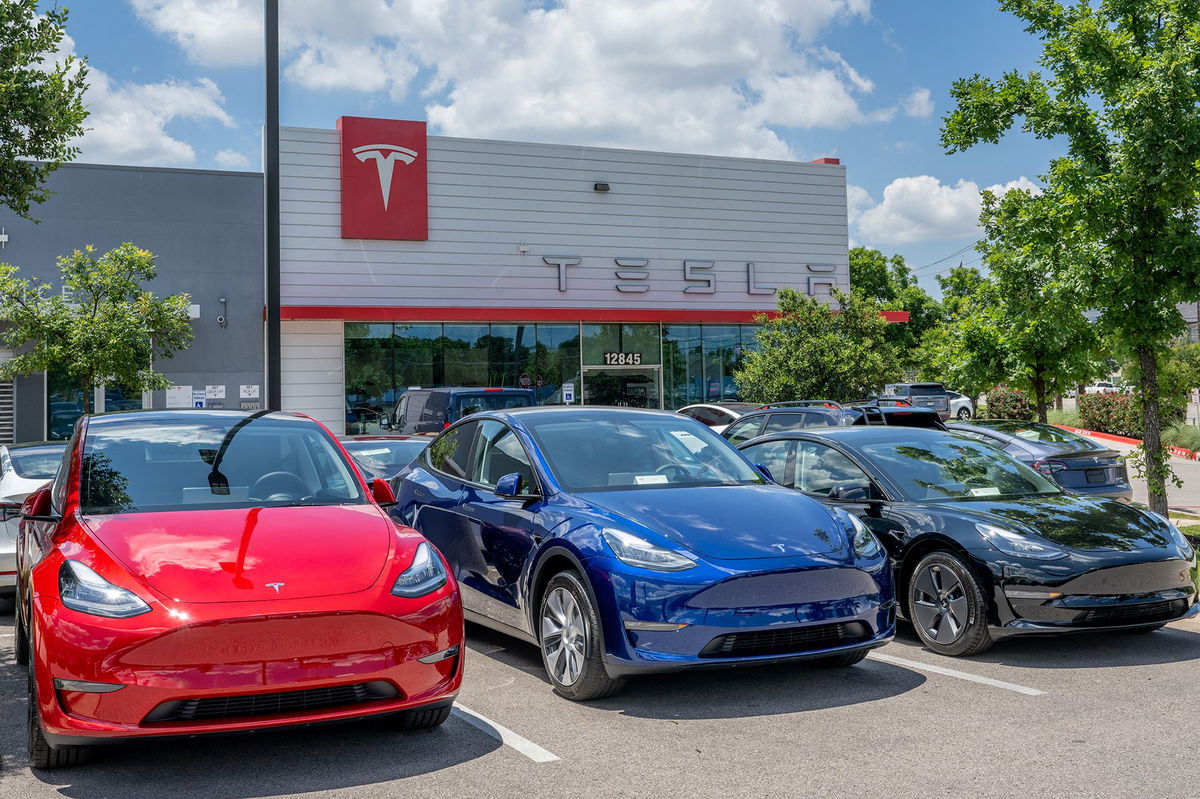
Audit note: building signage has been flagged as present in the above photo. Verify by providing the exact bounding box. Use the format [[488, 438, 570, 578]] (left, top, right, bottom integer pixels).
[[603, 352, 643, 365], [338, 117, 428, 241], [542, 256, 837, 297]]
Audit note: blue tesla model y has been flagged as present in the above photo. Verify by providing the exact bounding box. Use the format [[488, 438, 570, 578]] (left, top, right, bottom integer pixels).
[[390, 406, 895, 700]]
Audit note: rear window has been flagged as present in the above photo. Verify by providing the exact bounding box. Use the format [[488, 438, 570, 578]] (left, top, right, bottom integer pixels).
[[453, 393, 532, 416], [9, 446, 65, 479], [905, 385, 947, 396], [884, 412, 945, 429], [980, 423, 1093, 446], [80, 416, 364, 514]]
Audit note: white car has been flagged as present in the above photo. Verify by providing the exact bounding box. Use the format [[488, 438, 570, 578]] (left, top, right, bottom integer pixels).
[[1084, 381, 1120, 395], [676, 402, 760, 434], [0, 442, 65, 600], [946, 391, 975, 420]]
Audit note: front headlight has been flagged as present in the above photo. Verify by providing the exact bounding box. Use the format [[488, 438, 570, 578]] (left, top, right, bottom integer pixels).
[[602, 529, 696, 571], [832, 507, 882, 558], [58, 560, 151, 618], [976, 523, 1068, 560], [391, 542, 448, 597], [1146, 511, 1195, 558]]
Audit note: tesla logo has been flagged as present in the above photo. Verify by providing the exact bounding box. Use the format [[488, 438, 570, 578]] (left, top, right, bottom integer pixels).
[[771, 543, 788, 553], [353, 144, 419, 211], [265, 582, 285, 593], [339, 117, 428, 240]]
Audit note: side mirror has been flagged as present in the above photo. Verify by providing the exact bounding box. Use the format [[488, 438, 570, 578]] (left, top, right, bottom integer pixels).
[[828, 484, 870, 502], [22, 487, 60, 522], [370, 478, 397, 508], [755, 463, 775, 483], [495, 472, 536, 499]]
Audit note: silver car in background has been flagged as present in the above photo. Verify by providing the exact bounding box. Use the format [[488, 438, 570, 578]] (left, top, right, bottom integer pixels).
[[0, 442, 66, 599]]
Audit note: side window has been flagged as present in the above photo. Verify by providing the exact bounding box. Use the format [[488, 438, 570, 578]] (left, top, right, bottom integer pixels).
[[418, 393, 446, 423], [795, 441, 872, 497], [50, 442, 73, 513], [426, 421, 479, 480], [762, 413, 809, 434], [688, 407, 720, 426], [724, 417, 765, 444], [953, 430, 995, 446], [741, 439, 795, 488], [472, 420, 536, 489], [394, 395, 408, 426]]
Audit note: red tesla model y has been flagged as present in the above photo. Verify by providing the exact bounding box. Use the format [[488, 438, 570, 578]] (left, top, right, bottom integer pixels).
[[15, 410, 463, 768]]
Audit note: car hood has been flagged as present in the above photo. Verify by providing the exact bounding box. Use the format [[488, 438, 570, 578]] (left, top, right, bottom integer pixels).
[[578, 484, 850, 561], [924, 493, 1172, 552], [83, 504, 394, 603]]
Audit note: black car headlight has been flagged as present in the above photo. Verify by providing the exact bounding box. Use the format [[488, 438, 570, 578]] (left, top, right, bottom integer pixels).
[[602, 528, 696, 571], [391, 542, 449, 597], [58, 560, 152, 618], [976, 523, 1068, 560], [832, 508, 882, 558], [1146, 511, 1195, 558]]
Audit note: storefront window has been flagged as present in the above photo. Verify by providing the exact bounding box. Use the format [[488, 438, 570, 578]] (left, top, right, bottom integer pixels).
[[442, 325, 490, 386], [345, 323, 394, 433], [393, 324, 439, 389], [528, 324, 581, 404], [663, 325, 703, 408], [581, 324, 661, 366]]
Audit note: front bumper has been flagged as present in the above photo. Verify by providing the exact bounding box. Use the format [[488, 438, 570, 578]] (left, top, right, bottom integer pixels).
[[32, 591, 463, 743], [585, 554, 895, 677]]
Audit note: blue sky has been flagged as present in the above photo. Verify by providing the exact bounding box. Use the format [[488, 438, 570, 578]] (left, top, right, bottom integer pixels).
[[54, 1, 1064, 293]]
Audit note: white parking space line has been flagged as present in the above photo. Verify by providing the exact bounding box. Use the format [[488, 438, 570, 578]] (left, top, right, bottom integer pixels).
[[451, 704, 560, 763], [869, 652, 1046, 696]]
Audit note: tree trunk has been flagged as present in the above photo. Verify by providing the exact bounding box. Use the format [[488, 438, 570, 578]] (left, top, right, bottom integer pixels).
[[1032, 367, 1048, 424], [1137, 344, 1168, 515], [1054, 394, 1063, 411], [81, 380, 92, 414]]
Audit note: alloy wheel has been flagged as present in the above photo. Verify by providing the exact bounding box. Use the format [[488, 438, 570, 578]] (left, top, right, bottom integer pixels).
[[541, 587, 588, 686], [911, 563, 969, 645], [957, 408, 971, 419]]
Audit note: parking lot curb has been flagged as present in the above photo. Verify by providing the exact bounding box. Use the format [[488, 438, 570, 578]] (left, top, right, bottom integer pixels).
[[1053, 425, 1198, 460]]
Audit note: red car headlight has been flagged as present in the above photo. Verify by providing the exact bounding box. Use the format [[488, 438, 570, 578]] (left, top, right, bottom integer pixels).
[[391, 542, 448, 597], [58, 560, 152, 618]]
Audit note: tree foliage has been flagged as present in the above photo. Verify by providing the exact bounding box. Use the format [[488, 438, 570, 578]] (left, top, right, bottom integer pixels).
[[1, 1, 89, 219], [735, 288, 903, 404], [919, 267, 1004, 402], [0, 243, 194, 412], [849, 247, 942, 372], [941, 0, 1200, 512]]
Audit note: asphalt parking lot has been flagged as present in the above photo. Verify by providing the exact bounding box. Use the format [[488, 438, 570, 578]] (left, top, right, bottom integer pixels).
[[2, 608, 1199, 798]]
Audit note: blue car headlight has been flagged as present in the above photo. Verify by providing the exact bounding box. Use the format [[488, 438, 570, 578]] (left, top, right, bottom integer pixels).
[[1146, 511, 1195, 558], [832, 508, 882, 558], [976, 523, 1068, 560], [391, 542, 448, 597], [59, 560, 152, 618], [602, 529, 696, 571]]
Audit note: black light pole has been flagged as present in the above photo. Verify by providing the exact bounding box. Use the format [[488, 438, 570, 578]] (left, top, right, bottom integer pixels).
[[264, 0, 281, 410]]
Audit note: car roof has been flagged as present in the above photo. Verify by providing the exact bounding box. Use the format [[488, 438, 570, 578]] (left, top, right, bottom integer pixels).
[[747, 425, 955, 446], [486, 405, 678, 423], [84, 409, 312, 429]]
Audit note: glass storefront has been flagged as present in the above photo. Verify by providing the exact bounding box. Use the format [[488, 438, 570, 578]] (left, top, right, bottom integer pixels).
[[345, 322, 759, 424]]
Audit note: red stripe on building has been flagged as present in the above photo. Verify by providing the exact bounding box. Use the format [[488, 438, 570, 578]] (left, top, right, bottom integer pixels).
[[279, 306, 910, 324]]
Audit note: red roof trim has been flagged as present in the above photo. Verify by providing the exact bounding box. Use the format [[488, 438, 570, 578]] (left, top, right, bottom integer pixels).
[[809, 157, 841, 165], [280, 305, 909, 323]]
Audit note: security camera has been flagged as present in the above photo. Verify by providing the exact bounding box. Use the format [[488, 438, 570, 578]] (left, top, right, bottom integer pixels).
[[216, 315, 226, 326]]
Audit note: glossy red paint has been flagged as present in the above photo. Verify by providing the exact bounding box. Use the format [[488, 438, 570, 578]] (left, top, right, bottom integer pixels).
[[19, 411, 463, 749]]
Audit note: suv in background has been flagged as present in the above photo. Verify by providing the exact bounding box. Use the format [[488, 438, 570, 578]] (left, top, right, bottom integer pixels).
[[881, 382, 951, 420], [720, 400, 945, 444], [388, 387, 536, 434]]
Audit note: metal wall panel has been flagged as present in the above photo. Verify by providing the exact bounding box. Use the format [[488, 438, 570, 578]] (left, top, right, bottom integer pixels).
[[279, 127, 849, 313], [280, 320, 345, 434]]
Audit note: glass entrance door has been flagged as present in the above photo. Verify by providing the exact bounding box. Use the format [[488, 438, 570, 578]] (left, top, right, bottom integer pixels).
[[581, 367, 661, 408]]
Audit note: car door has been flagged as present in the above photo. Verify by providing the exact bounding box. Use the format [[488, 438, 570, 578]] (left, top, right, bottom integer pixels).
[[458, 419, 548, 636], [792, 439, 904, 553], [738, 438, 796, 487]]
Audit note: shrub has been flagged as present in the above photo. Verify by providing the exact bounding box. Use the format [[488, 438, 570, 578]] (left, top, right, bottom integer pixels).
[[984, 387, 1033, 420], [1077, 393, 1142, 438]]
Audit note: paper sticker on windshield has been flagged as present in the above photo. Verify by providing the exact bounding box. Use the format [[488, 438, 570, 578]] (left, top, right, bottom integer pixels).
[[354, 448, 391, 456], [968, 487, 1001, 497], [635, 474, 670, 485]]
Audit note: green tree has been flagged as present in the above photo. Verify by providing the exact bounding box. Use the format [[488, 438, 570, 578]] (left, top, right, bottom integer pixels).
[[941, 0, 1200, 513], [0, 243, 193, 413], [849, 247, 943, 371], [976, 189, 1102, 422], [1, 1, 89, 219], [735, 288, 902, 404], [920, 279, 1007, 405]]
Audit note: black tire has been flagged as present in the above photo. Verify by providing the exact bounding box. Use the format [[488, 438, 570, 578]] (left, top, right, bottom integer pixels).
[[537, 571, 625, 701], [956, 407, 972, 420], [28, 640, 92, 769], [14, 598, 29, 667], [908, 551, 993, 657], [390, 704, 452, 731], [809, 648, 869, 668]]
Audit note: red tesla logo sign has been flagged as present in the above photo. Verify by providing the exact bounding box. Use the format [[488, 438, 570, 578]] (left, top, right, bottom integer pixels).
[[338, 117, 428, 240]]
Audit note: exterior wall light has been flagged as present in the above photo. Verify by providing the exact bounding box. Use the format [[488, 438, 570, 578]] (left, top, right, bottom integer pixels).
[[593, 182, 610, 192]]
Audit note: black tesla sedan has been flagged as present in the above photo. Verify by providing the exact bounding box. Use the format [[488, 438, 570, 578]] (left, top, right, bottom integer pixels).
[[738, 426, 1198, 656], [947, 420, 1131, 502]]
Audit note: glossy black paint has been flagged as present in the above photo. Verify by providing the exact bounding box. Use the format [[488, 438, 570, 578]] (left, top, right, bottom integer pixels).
[[737, 427, 1198, 638]]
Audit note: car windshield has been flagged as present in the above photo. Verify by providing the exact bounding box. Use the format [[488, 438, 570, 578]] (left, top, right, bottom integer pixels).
[[80, 415, 365, 514], [342, 439, 429, 476], [904, 385, 946, 396], [453, 393, 532, 416], [522, 413, 765, 492], [978, 422, 1094, 447], [859, 437, 1061, 501], [9, 446, 64, 479]]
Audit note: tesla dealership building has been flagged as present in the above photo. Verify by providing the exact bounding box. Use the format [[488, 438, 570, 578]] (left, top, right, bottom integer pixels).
[[0, 116, 855, 440]]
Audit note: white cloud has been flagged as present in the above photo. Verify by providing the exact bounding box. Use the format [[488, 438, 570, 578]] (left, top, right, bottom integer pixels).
[[855, 175, 1040, 245], [901, 87, 933, 118], [214, 148, 252, 169], [127, 0, 916, 160], [846, 184, 873, 226]]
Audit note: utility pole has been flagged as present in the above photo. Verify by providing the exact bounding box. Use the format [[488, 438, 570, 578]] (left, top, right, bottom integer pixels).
[[264, 0, 281, 410]]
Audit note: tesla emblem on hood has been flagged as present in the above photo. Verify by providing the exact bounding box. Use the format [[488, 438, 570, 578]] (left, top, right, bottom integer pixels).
[[265, 582, 285, 593], [352, 144, 419, 210], [771, 543, 788, 553]]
